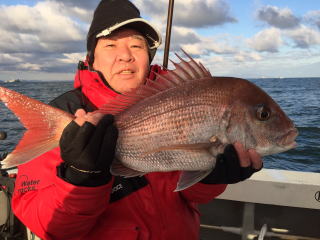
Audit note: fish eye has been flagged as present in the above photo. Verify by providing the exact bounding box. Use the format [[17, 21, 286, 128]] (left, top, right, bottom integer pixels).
[[256, 104, 271, 121]]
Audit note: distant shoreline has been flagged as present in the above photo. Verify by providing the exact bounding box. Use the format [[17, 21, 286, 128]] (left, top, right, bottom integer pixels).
[[0, 77, 319, 82]]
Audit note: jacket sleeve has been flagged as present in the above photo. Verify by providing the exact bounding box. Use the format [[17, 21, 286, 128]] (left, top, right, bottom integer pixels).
[[12, 147, 113, 240], [180, 182, 227, 204]]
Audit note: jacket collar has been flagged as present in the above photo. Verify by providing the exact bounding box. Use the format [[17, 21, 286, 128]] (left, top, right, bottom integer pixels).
[[73, 60, 164, 109]]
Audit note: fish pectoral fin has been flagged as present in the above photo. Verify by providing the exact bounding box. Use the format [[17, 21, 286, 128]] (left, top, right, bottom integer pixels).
[[175, 170, 212, 192], [141, 143, 213, 158], [110, 159, 146, 178]]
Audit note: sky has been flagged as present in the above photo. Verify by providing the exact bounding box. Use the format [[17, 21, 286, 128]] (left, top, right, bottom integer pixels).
[[0, 0, 319, 81]]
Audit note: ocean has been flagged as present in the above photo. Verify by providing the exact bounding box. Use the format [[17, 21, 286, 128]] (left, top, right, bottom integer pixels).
[[0, 78, 319, 173]]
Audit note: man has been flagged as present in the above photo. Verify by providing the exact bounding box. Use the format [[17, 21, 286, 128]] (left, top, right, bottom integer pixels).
[[12, 0, 262, 239]]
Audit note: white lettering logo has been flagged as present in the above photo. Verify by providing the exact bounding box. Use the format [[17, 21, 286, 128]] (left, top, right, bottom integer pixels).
[[111, 184, 123, 194]]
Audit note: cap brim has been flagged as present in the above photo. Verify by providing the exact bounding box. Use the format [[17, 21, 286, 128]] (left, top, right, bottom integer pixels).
[[96, 18, 162, 49]]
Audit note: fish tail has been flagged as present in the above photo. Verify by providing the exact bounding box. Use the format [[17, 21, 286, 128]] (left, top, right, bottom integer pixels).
[[0, 87, 74, 168]]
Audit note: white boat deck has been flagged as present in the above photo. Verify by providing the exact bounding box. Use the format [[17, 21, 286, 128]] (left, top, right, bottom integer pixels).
[[218, 168, 320, 209], [200, 169, 320, 240]]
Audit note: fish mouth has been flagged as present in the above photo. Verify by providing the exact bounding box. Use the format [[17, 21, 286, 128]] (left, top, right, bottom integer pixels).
[[277, 128, 299, 149]]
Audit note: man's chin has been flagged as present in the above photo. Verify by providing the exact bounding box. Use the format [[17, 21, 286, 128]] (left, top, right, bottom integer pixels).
[[116, 83, 142, 93]]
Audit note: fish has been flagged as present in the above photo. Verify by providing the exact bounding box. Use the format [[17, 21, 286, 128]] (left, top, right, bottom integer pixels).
[[0, 50, 298, 191]]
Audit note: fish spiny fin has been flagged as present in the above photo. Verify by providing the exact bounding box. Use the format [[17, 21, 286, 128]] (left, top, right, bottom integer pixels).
[[97, 80, 167, 115], [98, 49, 212, 115], [180, 48, 212, 77], [154, 49, 212, 86], [98, 91, 147, 115], [175, 170, 212, 191], [171, 58, 194, 80], [0, 87, 74, 168]]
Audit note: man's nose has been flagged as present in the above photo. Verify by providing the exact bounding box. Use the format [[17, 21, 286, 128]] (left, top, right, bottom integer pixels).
[[117, 47, 134, 62]]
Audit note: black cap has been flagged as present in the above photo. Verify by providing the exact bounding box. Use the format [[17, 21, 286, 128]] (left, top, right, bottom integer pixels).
[[87, 0, 162, 64]]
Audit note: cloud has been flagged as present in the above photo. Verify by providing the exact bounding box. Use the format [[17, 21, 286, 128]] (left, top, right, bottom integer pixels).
[[158, 27, 238, 58], [304, 10, 320, 29], [134, 0, 237, 28], [253, 7, 320, 50], [257, 5, 300, 29], [0, 1, 88, 75], [0, 2, 87, 54], [169, 27, 201, 52], [0, 2, 85, 42], [247, 28, 283, 52], [234, 51, 262, 62], [50, 0, 99, 10], [58, 52, 86, 64], [0, 0, 319, 80], [0, 54, 23, 65], [179, 35, 237, 57], [0, 51, 81, 73], [173, 0, 237, 28], [17, 63, 42, 71], [196, 47, 320, 78], [285, 25, 320, 48], [172, 27, 201, 44], [49, 0, 95, 23]]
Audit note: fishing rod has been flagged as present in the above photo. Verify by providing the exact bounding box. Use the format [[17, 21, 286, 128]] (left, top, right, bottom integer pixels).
[[163, 0, 175, 68]]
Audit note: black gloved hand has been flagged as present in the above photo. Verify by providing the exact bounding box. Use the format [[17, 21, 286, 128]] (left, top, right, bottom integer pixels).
[[57, 114, 118, 187], [201, 144, 262, 184]]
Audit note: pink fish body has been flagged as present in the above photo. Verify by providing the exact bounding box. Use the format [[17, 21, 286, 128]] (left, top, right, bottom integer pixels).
[[0, 51, 298, 190]]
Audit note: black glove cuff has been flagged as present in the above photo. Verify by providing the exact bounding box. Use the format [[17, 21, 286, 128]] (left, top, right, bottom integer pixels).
[[200, 144, 263, 185], [200, 156, 227, 184], [57, 162, 112, 187]]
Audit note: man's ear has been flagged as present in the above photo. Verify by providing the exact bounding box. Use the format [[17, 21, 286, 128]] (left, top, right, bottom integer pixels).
[[87, 52, 94, 67], [87, 36, 98, 67]]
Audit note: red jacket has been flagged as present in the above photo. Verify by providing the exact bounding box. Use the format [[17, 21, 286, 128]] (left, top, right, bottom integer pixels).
[[12, 64, 227, 240]]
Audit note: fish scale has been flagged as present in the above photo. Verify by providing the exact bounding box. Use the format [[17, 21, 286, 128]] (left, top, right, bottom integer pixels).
[[0, 51, 298, 191], [110, 69, 297, 191], [115, 80, 233, 173]]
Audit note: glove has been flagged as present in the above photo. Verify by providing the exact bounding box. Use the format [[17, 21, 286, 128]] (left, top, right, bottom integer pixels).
[[201, 144, 262, 184], [57, 114, 118, 187]]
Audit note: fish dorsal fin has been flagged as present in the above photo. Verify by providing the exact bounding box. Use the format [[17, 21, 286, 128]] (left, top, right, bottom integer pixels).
[[98, 89, 150, 115], [98, 49, 212, 116], [169, 48, 212, 81]]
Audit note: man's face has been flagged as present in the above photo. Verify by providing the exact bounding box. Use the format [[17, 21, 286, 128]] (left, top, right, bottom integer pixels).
[[93, 28, 150, 93]]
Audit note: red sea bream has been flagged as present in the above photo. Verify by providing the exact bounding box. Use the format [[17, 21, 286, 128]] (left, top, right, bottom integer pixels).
[[0, 51, 298, 190]]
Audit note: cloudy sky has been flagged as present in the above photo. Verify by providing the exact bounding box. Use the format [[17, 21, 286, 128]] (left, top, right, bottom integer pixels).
[[0, 0, 319, 81]]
